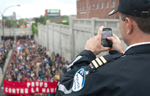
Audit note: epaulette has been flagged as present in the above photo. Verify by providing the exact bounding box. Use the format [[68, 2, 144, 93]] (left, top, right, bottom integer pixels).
[[86, 50, 123, 74]]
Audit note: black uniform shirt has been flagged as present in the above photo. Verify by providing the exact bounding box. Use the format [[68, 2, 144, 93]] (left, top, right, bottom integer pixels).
[[56, 44, 150, 96]]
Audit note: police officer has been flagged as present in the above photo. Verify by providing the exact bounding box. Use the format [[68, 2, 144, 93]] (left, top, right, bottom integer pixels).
[[56, 0, 150, 95]]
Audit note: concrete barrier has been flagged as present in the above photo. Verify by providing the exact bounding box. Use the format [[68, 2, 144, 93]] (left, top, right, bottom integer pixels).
[[0, 28, 33, 41], [0, 50, 13, 88], [35, 18, 127, 62]]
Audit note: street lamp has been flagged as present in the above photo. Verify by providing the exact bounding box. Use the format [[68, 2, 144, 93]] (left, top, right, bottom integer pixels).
[[1, 4, 20, 48]]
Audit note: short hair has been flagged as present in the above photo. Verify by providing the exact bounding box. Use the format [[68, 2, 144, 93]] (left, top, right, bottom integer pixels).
[[120, 12, 150, 34]]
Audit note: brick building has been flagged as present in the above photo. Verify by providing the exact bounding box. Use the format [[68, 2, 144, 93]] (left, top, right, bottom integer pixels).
[[77, 0, 119, 19]]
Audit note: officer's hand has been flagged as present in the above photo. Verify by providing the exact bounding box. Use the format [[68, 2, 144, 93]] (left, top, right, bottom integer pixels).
[[107, 34, 125, 54], [85, 26, 111, 55]]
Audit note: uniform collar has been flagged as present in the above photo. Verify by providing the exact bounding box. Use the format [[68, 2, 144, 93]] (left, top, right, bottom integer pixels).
[[125, 42, 150, 55]]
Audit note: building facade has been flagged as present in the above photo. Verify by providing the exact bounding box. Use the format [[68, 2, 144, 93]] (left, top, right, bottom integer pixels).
[[77, 0, 119, 19], [6, 12, 16, 20]]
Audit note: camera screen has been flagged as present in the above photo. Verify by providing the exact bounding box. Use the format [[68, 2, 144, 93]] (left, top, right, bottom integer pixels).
[[102, 31, 112, 39]]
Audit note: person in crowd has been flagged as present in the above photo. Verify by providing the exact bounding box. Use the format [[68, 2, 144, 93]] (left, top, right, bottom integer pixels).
[[0, 39, 13, 73], [5, 37, 69, 95], [13, 75, 17, 81]]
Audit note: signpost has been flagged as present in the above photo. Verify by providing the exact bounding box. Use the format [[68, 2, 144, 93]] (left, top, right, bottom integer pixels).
[[45, 9, 61, 17]]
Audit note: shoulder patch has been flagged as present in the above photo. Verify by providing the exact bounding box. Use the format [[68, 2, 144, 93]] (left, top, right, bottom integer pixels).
[[72, 68, 86, 92]]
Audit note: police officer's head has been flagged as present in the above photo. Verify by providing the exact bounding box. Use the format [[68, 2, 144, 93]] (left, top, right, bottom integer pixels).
[[109, 0, 150, 46]]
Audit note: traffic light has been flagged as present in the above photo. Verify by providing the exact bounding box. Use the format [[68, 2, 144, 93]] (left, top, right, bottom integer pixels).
[[6, 26, 8, 28], [24, 25, 25, 27]]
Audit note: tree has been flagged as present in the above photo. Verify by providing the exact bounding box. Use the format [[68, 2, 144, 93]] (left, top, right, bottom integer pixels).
[[40, 15, 50, 22], [5, 19, 17, 28]]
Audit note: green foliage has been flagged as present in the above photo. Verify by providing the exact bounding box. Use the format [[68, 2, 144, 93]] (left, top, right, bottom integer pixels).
[[31, 15, 69, 35], [39, 22, 46, 25], [55, 22, 69, 25], [61, 15, 69, 21], [49, 15, 69, 21], [19, 19, 27, 26], [31, 15, 49, 36], [5, 18, 30, 28], [5, 19, 17, 28], [19, 19, 24, 25], [24, 21, 27, 26], [16, 24, 20, 28], [32, 23, 38, 36], [40, 15, 50, 22]]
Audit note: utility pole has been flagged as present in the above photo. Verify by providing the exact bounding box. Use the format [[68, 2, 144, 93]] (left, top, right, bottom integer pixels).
[[1, 5, 20, 48]]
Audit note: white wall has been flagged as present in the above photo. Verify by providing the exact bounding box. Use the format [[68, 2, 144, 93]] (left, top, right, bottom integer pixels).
[[0, 28, 33, 38], [35, 18, 127, 62]]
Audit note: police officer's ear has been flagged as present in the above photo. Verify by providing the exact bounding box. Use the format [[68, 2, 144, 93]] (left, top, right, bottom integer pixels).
[[125, 17, 134, 35]]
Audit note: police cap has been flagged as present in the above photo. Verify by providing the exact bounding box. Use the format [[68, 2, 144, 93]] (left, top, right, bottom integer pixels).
[[109, 0, 150, 18]]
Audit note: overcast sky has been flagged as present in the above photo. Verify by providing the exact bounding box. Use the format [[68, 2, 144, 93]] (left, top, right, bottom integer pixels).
[[0, 0, 77, 19]]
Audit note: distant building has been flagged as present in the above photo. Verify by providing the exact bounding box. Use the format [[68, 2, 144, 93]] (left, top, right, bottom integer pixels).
[[77, 0, 119, 19], [6, 12, 16, 20]]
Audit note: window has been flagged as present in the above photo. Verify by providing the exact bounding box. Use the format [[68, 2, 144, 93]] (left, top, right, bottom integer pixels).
[[89, 5, 91, 10], [92, 4, 95, 10], [106, 1, 109, 8], [96, 3, 99, 10], [112, 0, 115, 8], [101, 2, 103, 9], [82, 6, 84, 11], [85, 5, 87, 11]]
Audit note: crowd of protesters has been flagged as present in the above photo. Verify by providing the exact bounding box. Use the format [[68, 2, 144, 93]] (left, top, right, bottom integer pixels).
[[0, 39, 14, 73], [4, 37, 69, 96], [0, 38, 14, 96]]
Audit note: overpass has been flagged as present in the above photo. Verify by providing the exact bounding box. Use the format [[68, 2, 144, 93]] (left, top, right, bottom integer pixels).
[[0, 28, 33, 41]]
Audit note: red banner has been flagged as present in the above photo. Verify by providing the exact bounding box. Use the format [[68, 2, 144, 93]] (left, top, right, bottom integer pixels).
[[4, 80, 58, 95]]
